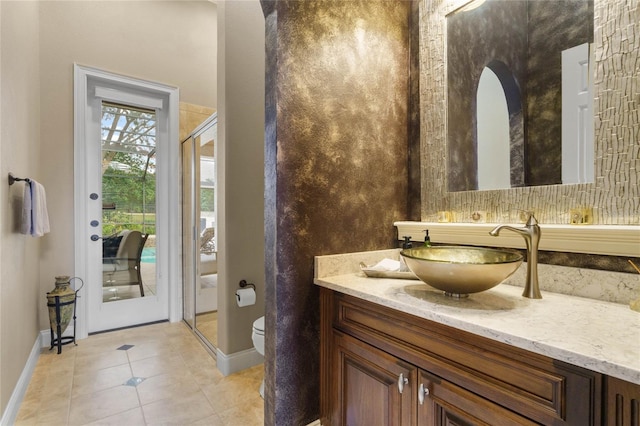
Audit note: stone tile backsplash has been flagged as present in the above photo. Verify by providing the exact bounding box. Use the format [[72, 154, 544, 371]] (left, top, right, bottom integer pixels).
[[503, 262, 639, 306]]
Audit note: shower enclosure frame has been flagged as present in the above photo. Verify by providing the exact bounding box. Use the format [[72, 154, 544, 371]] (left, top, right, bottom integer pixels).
[[181, 113, 218, 351]]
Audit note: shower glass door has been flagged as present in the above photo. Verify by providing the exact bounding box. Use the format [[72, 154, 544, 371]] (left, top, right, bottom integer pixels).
[[182, 114, 218, 349]]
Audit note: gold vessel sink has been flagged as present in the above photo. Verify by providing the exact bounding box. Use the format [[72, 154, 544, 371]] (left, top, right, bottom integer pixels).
[[400, 246, 523, 298]]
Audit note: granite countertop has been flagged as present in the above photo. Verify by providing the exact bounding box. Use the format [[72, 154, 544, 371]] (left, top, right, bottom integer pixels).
[[314, 249, 640, 385]]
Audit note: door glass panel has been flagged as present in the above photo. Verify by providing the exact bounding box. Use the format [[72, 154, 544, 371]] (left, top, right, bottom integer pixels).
[[101, 102, 157, 303], [195, 125, 217, 348]]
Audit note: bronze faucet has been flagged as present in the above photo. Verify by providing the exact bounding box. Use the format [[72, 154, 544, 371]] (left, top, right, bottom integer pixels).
[[489, 213, 542, 299]]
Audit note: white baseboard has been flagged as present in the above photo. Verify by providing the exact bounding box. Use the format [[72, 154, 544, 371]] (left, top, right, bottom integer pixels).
[[215, 347, 263, 376], [307, 420, 322, 426], [39, 325, 75, 348], [39, 329, 50, 348], [0, 334, 42, 426]]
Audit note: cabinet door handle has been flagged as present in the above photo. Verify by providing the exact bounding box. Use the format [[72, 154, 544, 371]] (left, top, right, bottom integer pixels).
[[418, 383, 430, 405], [397, 373, 409, 394]]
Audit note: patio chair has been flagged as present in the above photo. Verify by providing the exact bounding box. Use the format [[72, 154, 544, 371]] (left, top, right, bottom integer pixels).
[[200, 227, 216, 254], [200, 227, 217, 276], [103, 230, 149, 297]]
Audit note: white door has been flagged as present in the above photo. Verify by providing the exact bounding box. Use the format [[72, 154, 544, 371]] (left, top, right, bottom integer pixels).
[[562, 42, 594, 184], [74, 65, 180, 334]]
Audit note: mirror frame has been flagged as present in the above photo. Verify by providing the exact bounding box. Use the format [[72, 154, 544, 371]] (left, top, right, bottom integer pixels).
[[418, 0, 639, 255]]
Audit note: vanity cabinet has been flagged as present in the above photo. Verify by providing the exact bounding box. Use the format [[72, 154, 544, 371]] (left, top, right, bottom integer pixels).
[[416, 368, 540, 425], [320, 288, 603, 426], [331, 330, 416, 425], [605, 376, 640, 425], [332, 330, 534, 425]]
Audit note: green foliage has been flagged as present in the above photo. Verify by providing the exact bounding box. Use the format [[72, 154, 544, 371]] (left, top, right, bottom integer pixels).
[[201, 188, 215, 212], [103, 153, 155, 212], [101, 104, 157, 236], [102, 211, 156, 236]]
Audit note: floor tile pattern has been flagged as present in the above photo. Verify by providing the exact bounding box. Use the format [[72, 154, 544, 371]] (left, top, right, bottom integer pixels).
[[15, 322, 264, 425], [195, 311, 217, 348]]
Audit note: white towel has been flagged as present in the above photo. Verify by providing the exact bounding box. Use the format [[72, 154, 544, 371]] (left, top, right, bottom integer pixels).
[[21, 180, 50, 237], [20, 183, 31, 235]]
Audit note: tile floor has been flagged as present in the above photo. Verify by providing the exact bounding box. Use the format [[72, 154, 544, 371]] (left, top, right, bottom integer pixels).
[[195, 311, 218, 348], [15, 322, 264, 425]]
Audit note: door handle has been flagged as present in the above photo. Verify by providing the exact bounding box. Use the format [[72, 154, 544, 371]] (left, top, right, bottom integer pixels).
[[91, 234, 101, 241], [418, 383, 430, 405], [397, 373, 408, 394]]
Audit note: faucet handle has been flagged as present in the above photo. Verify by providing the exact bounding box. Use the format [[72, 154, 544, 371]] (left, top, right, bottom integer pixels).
[[525, 212, 538, 226], [517, 210, 538, 225]]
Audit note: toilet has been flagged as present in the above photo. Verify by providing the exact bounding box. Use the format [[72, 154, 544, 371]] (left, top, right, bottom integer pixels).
[[251, 316, 265, 398]]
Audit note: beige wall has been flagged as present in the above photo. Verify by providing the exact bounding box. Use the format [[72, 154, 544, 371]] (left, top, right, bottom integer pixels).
[[216, 0, 265, 356], [37, 0, 217, 332], [0, 0, 216, 416], [0, 1, 42, 414]]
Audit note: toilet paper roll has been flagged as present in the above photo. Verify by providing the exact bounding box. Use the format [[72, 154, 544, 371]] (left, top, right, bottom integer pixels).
[[236, 288, 256, 307]]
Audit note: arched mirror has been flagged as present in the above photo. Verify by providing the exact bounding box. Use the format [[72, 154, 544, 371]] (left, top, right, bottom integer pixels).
[[476, 61, 524, 190]]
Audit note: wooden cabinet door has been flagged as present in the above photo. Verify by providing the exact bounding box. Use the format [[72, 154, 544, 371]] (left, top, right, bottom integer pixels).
[[416, 370, 538, 426], [332, 331, 417, 426], [606, 376, 640, 426]]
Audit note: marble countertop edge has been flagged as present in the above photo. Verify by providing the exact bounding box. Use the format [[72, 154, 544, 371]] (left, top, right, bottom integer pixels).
[[314, 274, 640, 385]]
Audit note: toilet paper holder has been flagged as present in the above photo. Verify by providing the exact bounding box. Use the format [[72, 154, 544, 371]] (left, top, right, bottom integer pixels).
[[239, 279, 256, 291]]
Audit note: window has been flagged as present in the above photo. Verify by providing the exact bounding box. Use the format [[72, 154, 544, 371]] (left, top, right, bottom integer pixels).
[[101, 102, 157, 237]]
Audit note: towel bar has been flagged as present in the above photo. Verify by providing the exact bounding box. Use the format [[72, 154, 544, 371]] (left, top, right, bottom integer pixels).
[[8, 173, 31, 186]]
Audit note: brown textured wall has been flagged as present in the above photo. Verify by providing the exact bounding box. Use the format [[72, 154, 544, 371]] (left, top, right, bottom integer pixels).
[[263, 5, 277, 426], [263, 0, 415, 424]]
